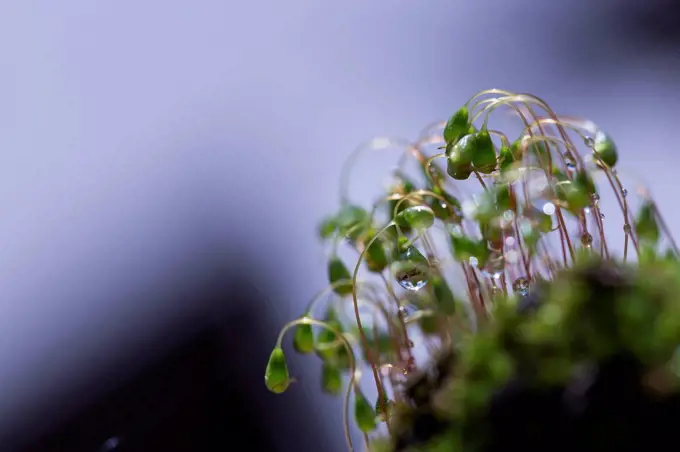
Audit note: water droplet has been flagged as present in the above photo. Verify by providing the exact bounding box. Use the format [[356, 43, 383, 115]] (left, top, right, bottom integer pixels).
[[505, 236, 516, 247], [407, 340, 415, 348], [512, 277, 530, 296], [600, 213, 605, 219], [591, 193, 600, 204], [584, 136, 594, 147], [581, 233, 593, 247], [392, 246, 430, 291], [542, 202, 556, 215], [622, 188, 628, 197], [469, 256, 479, 267], [565, 159, 576, 172], [623, 223, 632, 234]]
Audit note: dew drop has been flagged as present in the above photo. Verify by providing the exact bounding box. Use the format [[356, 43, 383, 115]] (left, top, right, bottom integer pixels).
[[623, 224, 632, 234], [591, 193, 600, 204], [584, 136, 594, 147], [622, 188, 628, 197], [581, 233, 593, 247], [512, 277, 530, 296], [407, 340, 415, 348], [565, 159, 576, 172], [600, 213, 605, 219]]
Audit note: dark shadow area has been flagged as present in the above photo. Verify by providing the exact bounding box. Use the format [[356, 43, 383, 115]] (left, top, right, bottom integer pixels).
[[12, 251, 336, 452]]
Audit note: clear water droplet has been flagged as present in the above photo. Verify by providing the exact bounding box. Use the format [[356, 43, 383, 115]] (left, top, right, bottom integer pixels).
[[581, 233, 593, 247], [512, 277, 530, 296], [584, 136, 594, 147], [407, 340, 415, 348], [600, 213, 605, 219], [623, 224, 632, 234], [469, 256, 479, 267], [622, 188, 628, 197], [392, 247, 430, 291], [565, 159, 576, 172]]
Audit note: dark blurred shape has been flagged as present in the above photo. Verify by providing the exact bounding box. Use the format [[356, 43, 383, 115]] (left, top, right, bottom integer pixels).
[[615, 1, 680, 45], [21, 314, 274, 452], [10, 252, 336, 452]]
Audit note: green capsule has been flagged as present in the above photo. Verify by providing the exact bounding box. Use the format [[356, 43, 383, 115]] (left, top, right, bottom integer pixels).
[[321, 363, 343, 395], [264, 347, 291, 394], [443, 106, 469, 144], [473, 127, 497, 174], [512, 137, 547, 158], [328, 257, 353, 296], [447, 159, 473, 180], [396, 205, 436, 230], [635, 201, 660, 245], [593, 130, 618, 168], [447, 133, 476, 180], [364, 230, 388, 273], [498, 145, 515, 172], [431, 274, 456, 315], [354, 389, 378, 432], [292, 316, 315, 354], [447, 133, 476, 164]]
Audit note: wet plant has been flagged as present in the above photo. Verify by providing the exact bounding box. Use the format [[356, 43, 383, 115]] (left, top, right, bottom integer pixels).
[[264, 89, 680, 451]]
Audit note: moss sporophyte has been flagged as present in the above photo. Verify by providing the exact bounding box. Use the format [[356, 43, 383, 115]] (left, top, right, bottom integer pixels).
[[263, 89, 680, 452]]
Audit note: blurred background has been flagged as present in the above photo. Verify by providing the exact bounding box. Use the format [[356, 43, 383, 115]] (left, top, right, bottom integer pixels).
[[0, 1, 679, 451]]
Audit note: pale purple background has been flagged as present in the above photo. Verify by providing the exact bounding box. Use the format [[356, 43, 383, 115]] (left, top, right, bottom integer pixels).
[[0, 1, 678, 450]]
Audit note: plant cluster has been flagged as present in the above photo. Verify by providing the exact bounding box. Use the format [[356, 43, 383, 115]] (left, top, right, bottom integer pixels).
[[263, 89, 680, 451]]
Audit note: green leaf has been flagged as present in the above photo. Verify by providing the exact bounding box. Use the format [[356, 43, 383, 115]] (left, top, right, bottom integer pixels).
[[443, 107, 469, 144], [364, 230, 389, 273], [336, 204, 370, 241], [473, 127, 497, 174], [396, 205, 436, 230], [315, 320, 351, 370], [431, 274, 456, 314], [317, 215, 337, 239], [354, 390, 378, 432], [321, 363, 343, 395], [635, 201, 660, 245], [328, 257, 353, 296], [292, 316, 315, 354], [429, 188, 462, 222], [264, 347, 291, 394], [498, 145, 515, 172], [593, 130, 618, 168]]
